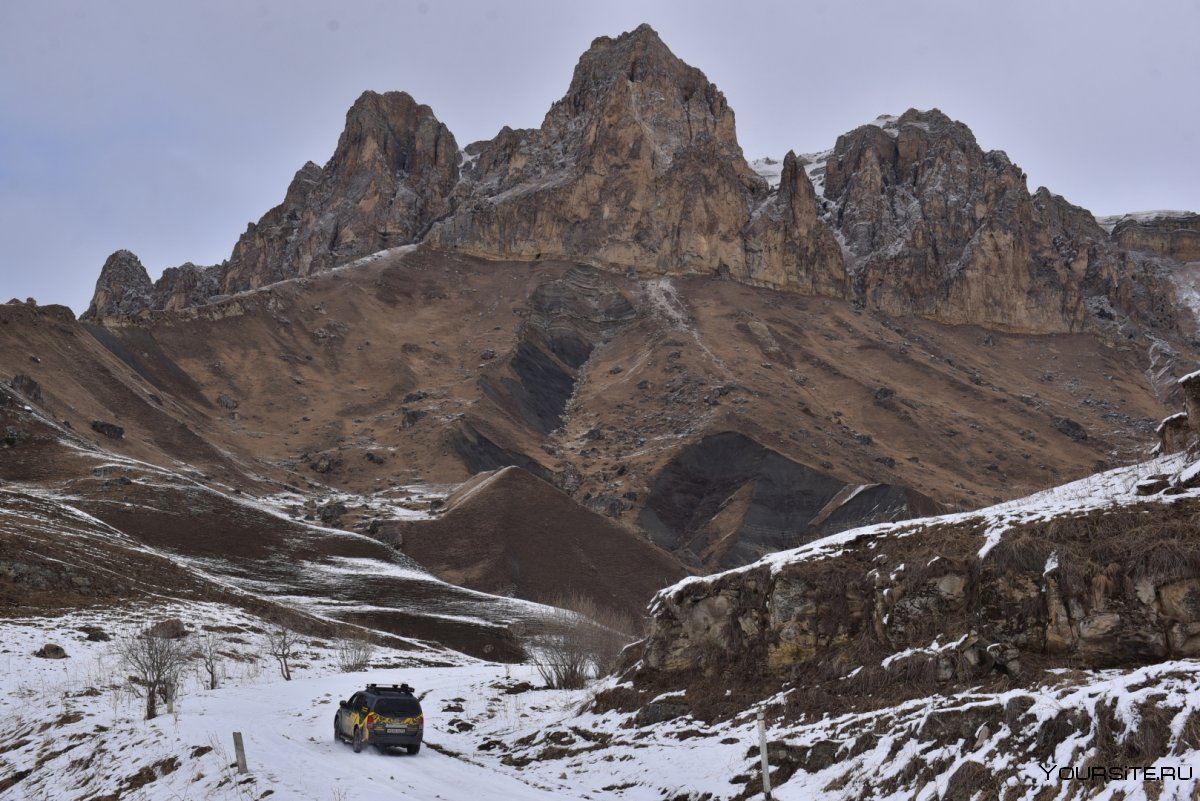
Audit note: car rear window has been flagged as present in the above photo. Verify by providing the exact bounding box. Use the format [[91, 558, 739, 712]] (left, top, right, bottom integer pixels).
[[374, 697, 421, 717]]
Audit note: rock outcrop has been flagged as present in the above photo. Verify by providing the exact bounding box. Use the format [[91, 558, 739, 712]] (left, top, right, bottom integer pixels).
[[822, 110, 1179, 334], [155, 263, 222, 311], [742, 150, 845, 294], [432, 24, 770, 282], [82, 251, 222, 319], [82, 250, 154, 319], [221, 90, 460, 294], [84, 92, 459, 317], [1109, 212, 1200, 263], [640, 488, 1200, 683]]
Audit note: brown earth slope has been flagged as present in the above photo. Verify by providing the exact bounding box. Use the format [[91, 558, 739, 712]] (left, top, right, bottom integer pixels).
[[1, 246, 1185, 574], [387, 466, 688, 619]]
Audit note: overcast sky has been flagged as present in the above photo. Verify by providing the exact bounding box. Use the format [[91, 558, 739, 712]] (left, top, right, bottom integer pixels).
[[2, 0, 1198, 313]]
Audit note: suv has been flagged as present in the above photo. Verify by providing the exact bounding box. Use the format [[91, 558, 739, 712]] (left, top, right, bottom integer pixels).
[[334, 683, 424, 754]]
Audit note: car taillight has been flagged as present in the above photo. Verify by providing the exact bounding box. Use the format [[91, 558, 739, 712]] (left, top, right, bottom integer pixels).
[[418, 714, 424, 730]]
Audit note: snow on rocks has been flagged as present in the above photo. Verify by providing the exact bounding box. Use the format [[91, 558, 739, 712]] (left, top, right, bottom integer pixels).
[[1095, 209, 1196, 234], [657, 450, 1199, 606]]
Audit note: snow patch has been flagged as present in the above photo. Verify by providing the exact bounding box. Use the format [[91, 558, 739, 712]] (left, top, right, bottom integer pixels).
[[750, 156, 784, 190]]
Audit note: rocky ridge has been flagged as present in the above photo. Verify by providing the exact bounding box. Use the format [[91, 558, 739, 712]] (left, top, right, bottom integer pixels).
[[82, 25, 1191, 340], [1102, 211, 1200, 263], [819, 110, 1180, 334], [83, 91, 458, 319]]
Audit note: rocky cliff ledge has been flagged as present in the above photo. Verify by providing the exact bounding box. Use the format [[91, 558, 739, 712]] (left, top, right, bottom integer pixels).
[[1106, 211, 1200, 263], [638, 447, 1200, 687]]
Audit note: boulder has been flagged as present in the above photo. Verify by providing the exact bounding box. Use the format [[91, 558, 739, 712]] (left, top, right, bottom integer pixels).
[[146, 617, 188, 639], [35, 643, 67, 659], [8, 374, 42, 405], [1157, 412, 1192, 454], [91, 420, 125, 440]]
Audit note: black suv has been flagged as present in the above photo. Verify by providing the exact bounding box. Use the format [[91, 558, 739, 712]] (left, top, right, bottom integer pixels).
[[334, 683, 424, 754]]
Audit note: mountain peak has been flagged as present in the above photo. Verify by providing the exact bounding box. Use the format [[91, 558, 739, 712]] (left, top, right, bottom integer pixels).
[[553, 23, 718, 130], [82, 249, 152, 320]]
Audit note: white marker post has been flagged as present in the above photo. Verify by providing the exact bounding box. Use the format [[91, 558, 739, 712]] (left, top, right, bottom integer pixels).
[[232, 731, 248, 774], [757, 709, 772, 800]]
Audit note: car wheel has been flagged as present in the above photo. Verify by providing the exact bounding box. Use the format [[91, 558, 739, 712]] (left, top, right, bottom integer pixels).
[[406, 742, 421, 755], [352, 727, 363, 753], [334, 716, 341, 742]]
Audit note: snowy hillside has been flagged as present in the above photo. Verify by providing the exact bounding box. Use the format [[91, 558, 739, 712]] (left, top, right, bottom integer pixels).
[[8, 450, 1200, 799], [5, 592, 1200, 798]]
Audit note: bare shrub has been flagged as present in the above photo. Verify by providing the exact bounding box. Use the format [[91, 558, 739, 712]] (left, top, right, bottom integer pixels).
[[197, 633, 222, 690], [336, 634, 376, 672], [528, 611, 594, 690], [528, 593, 641, 688], [265, 626, 300, 681], [114, 631, 192, 719]]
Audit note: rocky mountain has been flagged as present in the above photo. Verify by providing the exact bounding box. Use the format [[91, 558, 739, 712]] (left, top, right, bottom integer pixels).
[[10, 20, 1200, 670], [223, 90, 460, 294], [82, 25, 1192, 345], [819, 110, 1180, 334], [429, 24, 835, 291]]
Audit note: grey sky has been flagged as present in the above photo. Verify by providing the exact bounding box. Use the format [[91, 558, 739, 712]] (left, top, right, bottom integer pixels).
[[2, 0, 1198, 313]]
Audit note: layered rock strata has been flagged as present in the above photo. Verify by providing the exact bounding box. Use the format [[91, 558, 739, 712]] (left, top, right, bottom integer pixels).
[[1109, 212, 1200, 263], [641, 494, 1200, 683]]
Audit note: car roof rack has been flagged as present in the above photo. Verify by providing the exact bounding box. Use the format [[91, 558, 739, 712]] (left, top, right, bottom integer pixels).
[[366, 683, 415, 695]]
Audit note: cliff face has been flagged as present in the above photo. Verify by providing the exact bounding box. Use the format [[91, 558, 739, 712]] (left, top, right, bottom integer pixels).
[[431, 25, 771, 280], [742, 150, 845, 294], [821, 110, 1179, 334], [82, 25, 1188, 343], [82, 250, 153, 319], [640, 454, 1200, 683], [1108, 212, 1200, 263]]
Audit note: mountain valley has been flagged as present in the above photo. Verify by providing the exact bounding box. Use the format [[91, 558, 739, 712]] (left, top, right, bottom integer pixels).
[[4, 21, 1200, 801]]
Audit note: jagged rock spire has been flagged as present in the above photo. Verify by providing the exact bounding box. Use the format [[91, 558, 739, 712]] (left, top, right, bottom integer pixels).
[[82, 250, 153, 320]]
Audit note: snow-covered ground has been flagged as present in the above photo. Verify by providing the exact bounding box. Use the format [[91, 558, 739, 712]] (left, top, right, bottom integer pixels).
[[5, 599, 1200, 800], [0, 600, 761, 800], [7, 419, 1200, 798]]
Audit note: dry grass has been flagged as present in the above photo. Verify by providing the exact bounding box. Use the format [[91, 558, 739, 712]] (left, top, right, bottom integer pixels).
[[991, 500, 1200, 587], [335, 633, 376, 672]]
